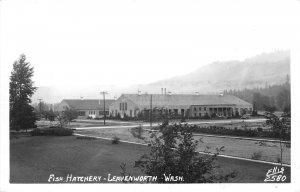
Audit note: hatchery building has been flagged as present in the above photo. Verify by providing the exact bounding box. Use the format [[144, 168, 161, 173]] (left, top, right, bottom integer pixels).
[[109, 93, 253, 118]]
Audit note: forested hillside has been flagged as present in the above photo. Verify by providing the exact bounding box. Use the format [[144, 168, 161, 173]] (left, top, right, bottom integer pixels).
[[224, 76, 290, 112]]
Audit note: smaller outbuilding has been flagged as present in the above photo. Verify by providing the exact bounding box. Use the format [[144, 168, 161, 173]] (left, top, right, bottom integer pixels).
[[57, 99, 114, 119]]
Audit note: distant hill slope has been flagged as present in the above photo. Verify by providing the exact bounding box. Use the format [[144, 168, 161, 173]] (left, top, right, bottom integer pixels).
[[32, 50, 290, 103], [131, 50, 290, 94]]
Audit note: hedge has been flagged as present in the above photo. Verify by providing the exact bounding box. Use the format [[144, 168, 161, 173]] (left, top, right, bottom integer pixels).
[[188, 125, 290, 140], [30, 127, 73, 136]]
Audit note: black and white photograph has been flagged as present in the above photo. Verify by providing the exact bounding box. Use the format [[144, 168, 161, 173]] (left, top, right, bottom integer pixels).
[[0, 0, 300, 191]]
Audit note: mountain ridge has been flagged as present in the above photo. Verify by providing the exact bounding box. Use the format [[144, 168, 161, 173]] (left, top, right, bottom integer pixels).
[[32, 50, 290, 103]]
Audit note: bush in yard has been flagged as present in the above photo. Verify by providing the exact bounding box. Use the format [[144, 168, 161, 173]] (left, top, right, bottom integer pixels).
[[257, 127, 263, 132], [134, 122, 236, 183], [76, 136, 96, 140], [265, 111, 291, 165], [30, 128, 73, 136], [203, 113, 210, 119], [63, 108, 78, 124], [130, 126, 144, 140], [251, 151, 262, 160], [112, 136, 120, 144]]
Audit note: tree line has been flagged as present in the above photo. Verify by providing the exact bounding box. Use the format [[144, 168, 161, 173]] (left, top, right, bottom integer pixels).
[[224, 76, 290, 113]]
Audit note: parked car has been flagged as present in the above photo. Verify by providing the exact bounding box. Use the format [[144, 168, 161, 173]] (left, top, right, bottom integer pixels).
[[241, 114, 250, 119], [88, 114, 96, 119]]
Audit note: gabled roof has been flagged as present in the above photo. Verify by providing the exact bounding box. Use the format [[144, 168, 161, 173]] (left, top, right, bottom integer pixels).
[[62, 99, 114, 110], [121, 94, 252, 109]]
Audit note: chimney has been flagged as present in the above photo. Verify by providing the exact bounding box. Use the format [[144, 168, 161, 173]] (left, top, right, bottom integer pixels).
[[161, 88, 163, 94], [164, 88, 167, 94]]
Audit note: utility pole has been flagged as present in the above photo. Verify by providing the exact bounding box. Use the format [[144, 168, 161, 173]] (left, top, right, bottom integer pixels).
[[100, 91, 108, 125], [149, 94, 152, 127], [38, 99, 42, 120]]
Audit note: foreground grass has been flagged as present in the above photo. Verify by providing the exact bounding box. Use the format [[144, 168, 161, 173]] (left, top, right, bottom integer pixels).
[[10, 136, 290, 183]]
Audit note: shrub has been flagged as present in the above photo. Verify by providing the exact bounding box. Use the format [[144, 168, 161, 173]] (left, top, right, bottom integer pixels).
[[112, 136, 120, 144], [203, 113, 210, 119], [188, 124, 291, 140], [130, 126, 144, 140], [76, 136, 96, 140], [30, 128, 73, 136], [134, 122, 235, 183], [276, 156, 282, 163], [257, 127, 263, 132], [251, 151, 262, 160], [10, 132, 19, 139]]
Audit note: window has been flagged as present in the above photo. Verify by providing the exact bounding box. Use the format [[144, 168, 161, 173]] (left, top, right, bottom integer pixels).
[[120, 103, 122, 110], [199, 107, 201, 111], [194, 107, 197, 111], [125, 102, 127, 111], [199, 113, 202, 117], [78, 111, 85, 116], [204, 107, 206, 111], [174, 109, 178, 115], [99, 111, 109, 115], [130, 110, 132, 117]]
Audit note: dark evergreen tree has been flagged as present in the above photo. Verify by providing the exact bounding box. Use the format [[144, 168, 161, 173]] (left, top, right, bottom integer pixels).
[[276, 89, 290, 111], [10, 54, 37, 131], [63, 108, 78, 124]]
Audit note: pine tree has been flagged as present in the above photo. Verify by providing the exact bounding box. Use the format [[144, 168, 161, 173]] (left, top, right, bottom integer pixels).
[[10, 54, 37, 131]]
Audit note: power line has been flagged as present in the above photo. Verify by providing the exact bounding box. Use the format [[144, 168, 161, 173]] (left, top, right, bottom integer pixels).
[[150, 94, 152, 127], [38, 98, 43, 120], [100, 91, 108, 125]]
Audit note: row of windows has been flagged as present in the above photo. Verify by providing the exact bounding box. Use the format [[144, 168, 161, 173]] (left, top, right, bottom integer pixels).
[[194, 113, 203, 117], [78, 111, 85, 116], [89, 111, 96, 115], [78, 111, 109, 116], [99, 111, 109, 115], [112, 110, 137, 117], [194, 107, 239, 111], [194, 107, 206, 111], [119, 102, 128, 111]]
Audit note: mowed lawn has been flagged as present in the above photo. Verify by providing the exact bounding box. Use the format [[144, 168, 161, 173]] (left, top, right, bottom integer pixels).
[[77, 128, 291, 164], [10, 136, 290, 183], [36, 120, 140, 129]]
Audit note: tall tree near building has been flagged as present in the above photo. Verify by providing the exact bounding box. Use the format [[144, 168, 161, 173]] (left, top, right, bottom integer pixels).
[[10, 54, 37, 131], [276, 89, 290, 111]]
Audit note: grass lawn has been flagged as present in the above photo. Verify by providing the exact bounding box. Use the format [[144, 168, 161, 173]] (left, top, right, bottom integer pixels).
[[36, 120, 142, 129], [10, 135, 290, 183], [77, 128, 291, 164]]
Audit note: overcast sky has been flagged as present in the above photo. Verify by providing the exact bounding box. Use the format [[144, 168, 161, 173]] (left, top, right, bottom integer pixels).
[[1, 0, 299, 87]]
